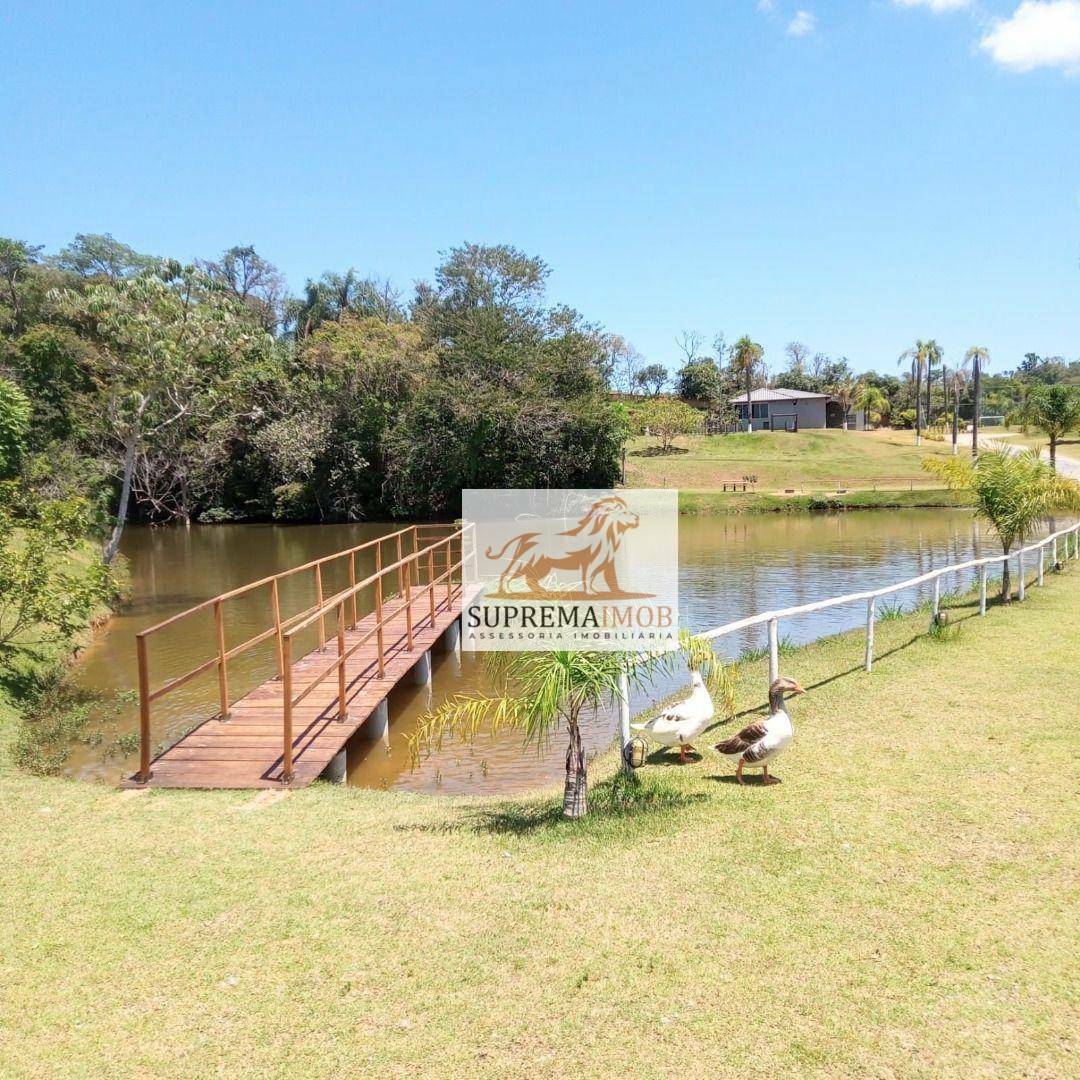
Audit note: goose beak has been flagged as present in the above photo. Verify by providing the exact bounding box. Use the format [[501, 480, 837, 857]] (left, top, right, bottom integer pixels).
[[792, 682, 807, 695]]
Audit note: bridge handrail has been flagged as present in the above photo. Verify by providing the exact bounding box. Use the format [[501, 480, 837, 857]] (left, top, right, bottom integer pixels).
[[278, 523, 474, 781], [133, 522, 467, 782]]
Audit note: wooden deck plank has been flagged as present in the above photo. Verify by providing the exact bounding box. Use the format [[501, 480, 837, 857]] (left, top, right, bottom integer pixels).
[[127, 584, 463, 790]]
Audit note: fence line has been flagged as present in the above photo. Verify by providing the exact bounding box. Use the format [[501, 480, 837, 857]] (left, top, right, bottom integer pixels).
[[616, 520, 1080, 763]]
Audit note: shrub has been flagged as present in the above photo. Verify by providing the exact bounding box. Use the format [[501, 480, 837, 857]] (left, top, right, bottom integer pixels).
[[0, 377, 30, 477], [0, 482, 115, 655]]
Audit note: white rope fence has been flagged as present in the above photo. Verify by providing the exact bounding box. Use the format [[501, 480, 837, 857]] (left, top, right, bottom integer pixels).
[[616, 520, 1080, 759]]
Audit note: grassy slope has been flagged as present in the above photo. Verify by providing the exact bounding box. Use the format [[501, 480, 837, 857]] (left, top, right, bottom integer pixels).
[[1, 566, 1077, 1077], [625, 428, 962, 495]]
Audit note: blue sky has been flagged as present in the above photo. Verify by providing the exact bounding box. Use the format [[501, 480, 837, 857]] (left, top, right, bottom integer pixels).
[[2, 1, 1077, 376]]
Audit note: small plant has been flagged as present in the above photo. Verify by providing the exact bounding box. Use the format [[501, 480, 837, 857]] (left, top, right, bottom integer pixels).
[[739, 644, 769, 663], [12, 669, 130, 776], [877, 600, 906, 621], [927, 613, 962, 643]]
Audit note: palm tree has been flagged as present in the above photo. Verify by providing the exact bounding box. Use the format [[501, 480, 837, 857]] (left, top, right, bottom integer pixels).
[[1028, 385, 1080, 472], [924, 449, 1080, 602], [828, 376, 860, 430], [856, 384, 889, 428], [925, 340, 943, 428], [899, 340, 932, 446], [964, 347, 990, 458], [730, 335, 764, 433], [407, 642, 731, 818], [947, 365, 969, 455]]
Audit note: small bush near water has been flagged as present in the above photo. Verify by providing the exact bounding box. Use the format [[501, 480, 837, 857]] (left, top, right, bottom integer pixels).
[[11, 667, 134, 776]]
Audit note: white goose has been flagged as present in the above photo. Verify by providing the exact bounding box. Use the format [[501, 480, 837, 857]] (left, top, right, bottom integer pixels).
[[714, 676, 805, 785], [632, 671, 715, 763]]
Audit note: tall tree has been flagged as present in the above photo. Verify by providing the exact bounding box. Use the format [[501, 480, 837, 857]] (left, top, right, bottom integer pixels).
[[675, 330, 703, 365], [925, 339, 943, 425], [0, 238, 44, 334], [55, 265, 266, 561], [964, 346, 990, 458], [200, 245, 286, 332], [54, 233, 156, 280], [899, 340, 932, 446], [635, 363, 669, 397], [730, 335, 764, 432]]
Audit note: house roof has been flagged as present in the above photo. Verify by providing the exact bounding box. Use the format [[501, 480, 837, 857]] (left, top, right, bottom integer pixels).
[[729, 387, 830, 403]]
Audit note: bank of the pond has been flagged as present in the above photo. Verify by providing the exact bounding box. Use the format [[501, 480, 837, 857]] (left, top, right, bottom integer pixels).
[[1, 566, 1077, 1077], [677, 486, 971, 515], [0, 541, 124, 776]]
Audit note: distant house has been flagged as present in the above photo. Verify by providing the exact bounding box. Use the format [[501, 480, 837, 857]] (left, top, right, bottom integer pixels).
[[730, 387, 866, 432]]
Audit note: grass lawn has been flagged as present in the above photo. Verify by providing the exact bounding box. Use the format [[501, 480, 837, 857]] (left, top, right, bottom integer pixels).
[[991, 428, 1080, 458], [625, 428, 962, 497], [1, 562, 1077, 1076]]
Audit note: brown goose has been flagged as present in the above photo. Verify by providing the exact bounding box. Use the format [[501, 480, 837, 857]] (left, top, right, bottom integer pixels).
[[714, 676, 805, 785]]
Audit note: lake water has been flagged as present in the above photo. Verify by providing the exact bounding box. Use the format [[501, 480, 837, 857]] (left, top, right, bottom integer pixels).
[[71, 510, 995, 794]]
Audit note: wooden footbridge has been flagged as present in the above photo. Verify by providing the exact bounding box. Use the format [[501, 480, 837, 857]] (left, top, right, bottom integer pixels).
[[126, 524, 474, 789]]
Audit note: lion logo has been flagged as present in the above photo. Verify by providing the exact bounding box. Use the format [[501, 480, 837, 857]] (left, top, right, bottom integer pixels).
[[484, 496, 651, 599]]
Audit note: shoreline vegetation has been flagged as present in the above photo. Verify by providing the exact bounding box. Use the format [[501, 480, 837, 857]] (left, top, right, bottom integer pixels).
[[1, 559, 1076, 1074]]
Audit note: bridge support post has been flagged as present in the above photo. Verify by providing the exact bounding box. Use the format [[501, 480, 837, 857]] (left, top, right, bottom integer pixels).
[[442, 617, 461, 653], [359, 699, 389, 741], [321, 746, 347, 784], [411, 650, 432, 686]]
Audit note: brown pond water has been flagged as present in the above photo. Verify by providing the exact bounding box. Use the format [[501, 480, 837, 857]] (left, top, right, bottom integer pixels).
[[71, 510, 994, 794]]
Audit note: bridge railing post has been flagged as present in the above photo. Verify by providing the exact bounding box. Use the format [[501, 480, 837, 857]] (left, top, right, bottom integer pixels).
[[348, 552, 358, 630], [336, 602, 347, 720], [404, 550, 414, 650], [270, 578, 284, 678], [314, 562, 326, 650], [374, 547, 385, 676], [445, 536, 452, 607], [214, 599, 230, 720], [136, 633, 151, 783], [396, 533, 404, 598], [428, 549, 436, 626], [282, 635, 294, 784]]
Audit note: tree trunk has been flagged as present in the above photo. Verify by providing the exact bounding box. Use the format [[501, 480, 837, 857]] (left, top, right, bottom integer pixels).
[[1000, 546, 1011, 603], [1050, 435, 1057, 472], [104, 431, 139, 565], [915, 366, 923, 446], [562, 716, 587, 819], [971, 361, 981, 459], [951, 394, 959, 455], [745, 367, 752, 433]]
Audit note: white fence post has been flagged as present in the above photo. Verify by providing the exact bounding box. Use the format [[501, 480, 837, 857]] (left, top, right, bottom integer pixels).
[[1052, 537, 1058, 569], [979, 564, 987, 616], [617, 669, 631, 772], [931, 576, 941, 622], [1038, 546, 1045, 587], [864, 597, 875, 672], [767, 618, 779, 685]]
